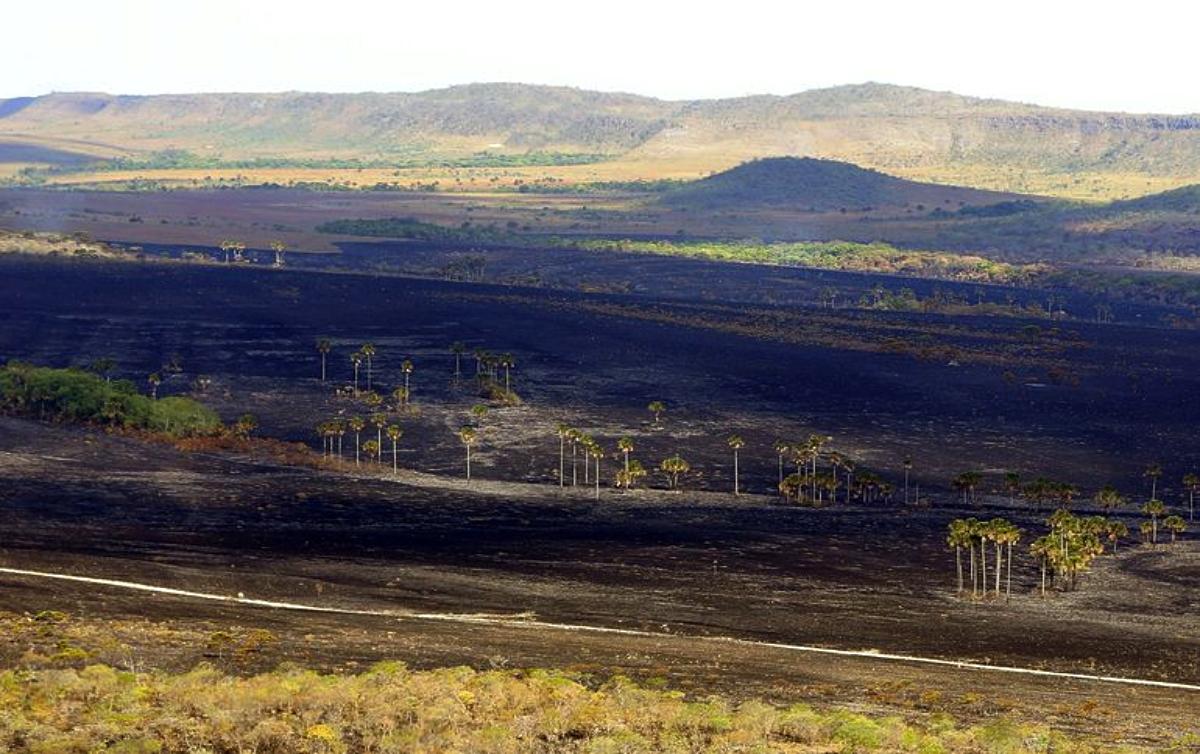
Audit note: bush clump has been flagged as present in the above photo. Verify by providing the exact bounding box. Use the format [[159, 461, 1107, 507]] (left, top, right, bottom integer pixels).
[[0, 362, 222, 437]]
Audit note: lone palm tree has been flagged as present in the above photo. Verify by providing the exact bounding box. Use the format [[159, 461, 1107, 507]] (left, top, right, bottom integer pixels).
[[648, 401, 665, 427], [386, 424, 402, 475], [401, 359, 414, 396], [458, 426, 477, 482], [1144, 463, 1163, 500], [147, 372, 161, 400], [270, 240, 286, 267], [1183, 473, 1199, 522], [316, 339, 332, 382], [727, 435, 745, 496], [1142, 499, 1166, 544], [617, 436, 634, 475], [348, 416, 365, 465], [361, 343, 377, 391]]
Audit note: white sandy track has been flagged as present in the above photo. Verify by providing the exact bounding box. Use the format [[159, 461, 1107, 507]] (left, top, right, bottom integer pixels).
[[2, 566, 1198, 693]]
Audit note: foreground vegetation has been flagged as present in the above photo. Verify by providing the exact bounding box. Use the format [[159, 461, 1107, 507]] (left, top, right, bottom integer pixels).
[[0, 659, 1163, 754]]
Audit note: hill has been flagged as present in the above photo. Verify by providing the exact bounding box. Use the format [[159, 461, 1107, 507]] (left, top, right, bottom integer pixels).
[[4, 82, 1200, 198], [658, 156, 1014, 211]]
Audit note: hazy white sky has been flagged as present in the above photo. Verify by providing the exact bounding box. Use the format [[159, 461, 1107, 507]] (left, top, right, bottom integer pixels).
[[5, 0, 1196, 113]]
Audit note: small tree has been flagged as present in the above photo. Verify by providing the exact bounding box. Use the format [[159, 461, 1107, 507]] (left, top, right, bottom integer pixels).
[[459, 426, 478, 482], [648, 401, 665, 427], [1163, 515, 1187, 543], [1094, 484, 1126, 512], [362, 439, 380, 465], [147, 372, 161, 400], [233, 413, 258, 439], [660, 454, 690, 491], [615, 459, 647, 490]]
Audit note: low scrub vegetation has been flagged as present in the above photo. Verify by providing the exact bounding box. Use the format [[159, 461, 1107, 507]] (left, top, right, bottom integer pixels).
[[0, 362, 222, 437], [0, 661, 1153, 753], [564, 238, 1045, 284]]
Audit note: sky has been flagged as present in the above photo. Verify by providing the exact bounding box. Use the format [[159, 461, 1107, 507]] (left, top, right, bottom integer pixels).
[[5, 0, 1198, 114]]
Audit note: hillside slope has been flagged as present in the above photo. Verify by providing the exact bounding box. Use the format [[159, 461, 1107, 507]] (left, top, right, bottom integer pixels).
[[658, 156, 1015, 211], [4, 82, 1200, 197]]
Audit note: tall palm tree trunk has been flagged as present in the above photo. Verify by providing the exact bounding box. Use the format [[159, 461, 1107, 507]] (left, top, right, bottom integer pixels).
[[955, 546, 963, 593], [392, 441, 398, 475], [559, 437, 565, 488], [733, 450, 740, 496]]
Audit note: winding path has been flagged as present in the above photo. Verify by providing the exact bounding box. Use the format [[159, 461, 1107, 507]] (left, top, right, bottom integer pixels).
[[3, 565, 1198, 693]]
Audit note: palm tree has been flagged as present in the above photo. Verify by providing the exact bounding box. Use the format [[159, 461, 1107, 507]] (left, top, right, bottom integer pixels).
[[1094, 485, 1126, 512], [392, 386, 410, 410], [450, 342, 466, 379], [316, 338, 332, 382], [270, 240, 286, 267], [350, 351, 363, 395], [219, 239, 244, 264], [499, 353, 515, 393], [903, 457, 914, 505], [774, 441, 789, 486], [616, 459, 647, 490], [726, 435, 745, 496], [567, 429, 580, 487], [1142, 499, 1166, 544], [386, 424, 402, 475], [348, 416, 365, 465], [554, 424, 571, 487], [946, 519, 971, 594], [1106, 520, 1128, 553], [1144, 463, 1163, 500], [332, 419, 345, 461], [1163, 515, 1187, 543], [401, 359, 413, 396], [648, 401, 665, 427], [361, 343, 376, 391], [1183, 473, 1199, 522], [953, 471, 984, 506], [1029, 535, 1054, 597], [1003, 472, 1021, 505], [459, 426, 477, 482], [660, 454, 690, 491], [362, 439, 380, 465], [147, 372, 161, 400], [370, 412, 387, 463], [617, 436, 634, 475], [588, 441, 603, 500]]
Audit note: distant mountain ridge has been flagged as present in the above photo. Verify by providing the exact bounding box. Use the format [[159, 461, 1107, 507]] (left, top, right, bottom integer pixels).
[[4, 82, 1200, 196]]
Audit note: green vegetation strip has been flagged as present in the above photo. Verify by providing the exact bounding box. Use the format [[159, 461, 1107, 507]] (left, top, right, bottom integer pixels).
[[567, 239, 1047, 284], [0, 362, 221, 437]]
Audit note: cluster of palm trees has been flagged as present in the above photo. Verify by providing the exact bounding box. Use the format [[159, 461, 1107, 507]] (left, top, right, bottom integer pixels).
[[946, 517, 1021, 600], [553, 425, 613, 499], [774, 435, 893, 506], [456, 344, 517, 400]]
